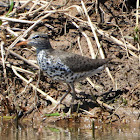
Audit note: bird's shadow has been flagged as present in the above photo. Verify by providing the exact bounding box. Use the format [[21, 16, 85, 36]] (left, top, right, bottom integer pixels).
[[63, 89, 125, 113]]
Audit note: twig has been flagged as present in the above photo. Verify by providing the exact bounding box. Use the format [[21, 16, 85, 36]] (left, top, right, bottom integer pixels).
[[97, 28, 138, 51], [136, 0, 139, 27], [8, 12, 55, 50], [1, 41, 7, 78], [6, 27, 20, 37], [64, 12, 138, 51], [19, 0, 32, 9], [5, 48, 39, 69], [23, 1, 50, 16], [96, 99, 115, 111], [72, 21, 96, 58], [16, 78, 34, 98], [79, 108, 95, 116], [12, 66, 58, 106], [136, 0, 140, 65], [0, 16, 35, 24], [81, 0, 114, 84], [81, 0, 102, 59]]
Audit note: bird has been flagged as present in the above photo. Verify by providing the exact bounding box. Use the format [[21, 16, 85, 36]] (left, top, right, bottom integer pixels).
[[16, 32, 111, 113]]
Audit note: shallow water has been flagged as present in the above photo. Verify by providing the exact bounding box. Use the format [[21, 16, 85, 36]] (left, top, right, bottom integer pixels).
[[0, 119, 139, 140]]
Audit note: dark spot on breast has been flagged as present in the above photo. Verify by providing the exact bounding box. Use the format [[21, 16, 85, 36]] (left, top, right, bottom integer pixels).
[[55, 67, 58, 70], [70, 73, 74, 76], [54, 74, 60, 77], [60, 67, 65, 71], [60, 71, 65, 74], [49, 72, 52, 75], [51, 69, 55, 73], [70, 77, 74, 80]]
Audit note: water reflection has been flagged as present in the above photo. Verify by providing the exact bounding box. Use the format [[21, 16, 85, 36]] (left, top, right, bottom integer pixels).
[[0, 119, 139, 140]]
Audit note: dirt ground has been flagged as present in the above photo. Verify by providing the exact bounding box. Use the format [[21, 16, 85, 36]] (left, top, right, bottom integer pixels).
[[0, 0, 139, 124]]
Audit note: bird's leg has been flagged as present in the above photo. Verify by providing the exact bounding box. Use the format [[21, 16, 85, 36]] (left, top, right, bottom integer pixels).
[[67, 83, 76, 115], [48, 83, 71, 113]]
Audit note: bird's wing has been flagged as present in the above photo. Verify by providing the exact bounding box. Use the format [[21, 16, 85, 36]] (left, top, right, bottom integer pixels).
[[51, 50, 110, 73]]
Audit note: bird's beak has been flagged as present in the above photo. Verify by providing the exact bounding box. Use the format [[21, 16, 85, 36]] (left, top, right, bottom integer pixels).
[[16, 40, 28, 46]]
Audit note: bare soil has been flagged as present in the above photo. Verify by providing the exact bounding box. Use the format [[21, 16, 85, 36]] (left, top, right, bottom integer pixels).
[[0, 0, 139, 124]]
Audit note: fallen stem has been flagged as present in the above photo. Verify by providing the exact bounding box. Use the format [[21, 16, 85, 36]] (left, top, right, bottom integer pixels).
[[12, 65, 58, 106]]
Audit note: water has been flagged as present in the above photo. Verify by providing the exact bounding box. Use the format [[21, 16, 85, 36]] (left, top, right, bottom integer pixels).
[[0, 119, 139, 140]]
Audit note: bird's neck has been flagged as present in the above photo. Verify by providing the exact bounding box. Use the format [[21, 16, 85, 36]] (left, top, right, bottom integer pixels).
[[36, 40, 54, 53], [36, 47, 54, 54]]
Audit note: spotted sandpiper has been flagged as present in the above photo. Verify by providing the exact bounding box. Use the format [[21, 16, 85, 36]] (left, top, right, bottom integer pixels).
[[16, 32, 111, 113]]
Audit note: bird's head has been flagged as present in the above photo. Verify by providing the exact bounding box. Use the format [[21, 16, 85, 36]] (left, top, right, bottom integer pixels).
[[16, 32, 52, 50]]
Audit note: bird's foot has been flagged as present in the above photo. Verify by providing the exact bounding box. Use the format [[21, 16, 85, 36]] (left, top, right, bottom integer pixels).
[[64, 103, 75, 117]]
